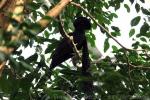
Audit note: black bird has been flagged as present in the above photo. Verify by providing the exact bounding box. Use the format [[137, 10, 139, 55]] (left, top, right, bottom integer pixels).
[[50, 17, 91, 71]]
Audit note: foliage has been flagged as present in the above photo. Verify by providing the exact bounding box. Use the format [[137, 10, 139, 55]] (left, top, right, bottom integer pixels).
[[0, 0, 150, 99]]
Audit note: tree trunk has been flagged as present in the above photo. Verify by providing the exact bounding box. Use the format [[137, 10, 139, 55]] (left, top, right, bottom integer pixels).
[[0, 0, 71, 76]]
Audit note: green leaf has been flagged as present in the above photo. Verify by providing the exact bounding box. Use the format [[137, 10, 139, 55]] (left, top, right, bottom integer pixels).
[[132, 41, 140, 49], [111, 26, 120, 32], [45, 89, 71, 100], [20, 61, 33, 72], [128, 51, 139, 63], [140, 44, 150, 50], [92, 23, 97, 29], [104, 38, 110, 52], [41, 4, 49, 12], [129, 0, 134, 4], [140, 0, 145, 3], [135, 3, 140, 13], [124, 4, 130, 12], [45, 43, 58, 54], [141, 7, 150, 15], [112, 45, 118, 52], [111, 13, 118, 18], [27, 2, 41, 11], [9, 57, 20, 70], [32, 11, 37, 21], [140, 22, 149, 34], [26, 53, 38, 63], [86, 32, 96, 47], [111, 32, 121, 37], [131, 16, 141, 26], [129, 29, 135, 37], [44, 30, 50, 38], [140, 37, 147, 42]]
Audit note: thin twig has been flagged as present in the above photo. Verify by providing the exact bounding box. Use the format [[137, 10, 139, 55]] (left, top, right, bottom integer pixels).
[[58, 16, 81, 59], [129, 64, 150, 69], [144, 50, 150, 58], [124, 51, 135, 90], [70, 2, 144, 52], [92, 58, 150, 70]]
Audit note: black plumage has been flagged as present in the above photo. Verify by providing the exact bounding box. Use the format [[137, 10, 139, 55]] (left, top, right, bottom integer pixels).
[[50, 17, 91, 72]]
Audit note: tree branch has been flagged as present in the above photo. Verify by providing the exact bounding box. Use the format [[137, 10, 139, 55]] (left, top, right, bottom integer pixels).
[[70, 2, 144, 52], [0, 0, 26, 76], [92, 58, 150, 70], [58, 16, 81, 59], [37, 0, 72, 32], [0, 0, 72, 76]]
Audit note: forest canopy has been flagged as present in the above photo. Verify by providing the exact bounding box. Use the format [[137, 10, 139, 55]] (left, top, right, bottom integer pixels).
[[0, 0, 150, 99]]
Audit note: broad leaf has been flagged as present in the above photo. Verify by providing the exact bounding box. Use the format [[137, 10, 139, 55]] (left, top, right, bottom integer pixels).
[[111, 26, 120, 32], [135, 3, 140, 13], [129, 0, 134, 4], [104, 38, 110, 52], [129, 29, 135, 37], [141, 7, 150, 15], [140, 37, 147, 42], [124, 4, 130, 12], [131, 16, 141, 26], [140, 0, 145, 3], [140, 22, 149, 34], [112, 45, 118, 52]]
